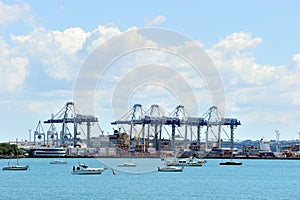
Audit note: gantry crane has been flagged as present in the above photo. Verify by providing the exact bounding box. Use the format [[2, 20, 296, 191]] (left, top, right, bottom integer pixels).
[[43, 102, 98, 147], [111, 104, 181, 151], [33, 121, 46, 145], [111, 104, 241, 153], [203, 106, 241, 151], [111, 104, 146, 148], [170, 105, 206, 149], [143, 104, 165, 150]]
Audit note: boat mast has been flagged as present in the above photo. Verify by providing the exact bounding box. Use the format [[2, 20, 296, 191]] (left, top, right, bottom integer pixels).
[[16, 138, 19, 165], [230, 125, 234, 159]]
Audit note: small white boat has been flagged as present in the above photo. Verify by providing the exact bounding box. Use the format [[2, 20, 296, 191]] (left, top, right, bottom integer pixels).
[[158, 166, 184, 172], [71, 163, 107, 175], [50, 159, 67, 164], [2, 162, 29, 171], [166, 157, 206, 167], [117, 162, 136, 167]]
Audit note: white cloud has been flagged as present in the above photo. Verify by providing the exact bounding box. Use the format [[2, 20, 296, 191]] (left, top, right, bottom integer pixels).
[[291, 53, 300, 70], [11, 27, 88, 80], [0, 37, 28, 92], [53, 27, 89, 54], [205, 32, 300, 136], [85, 25, 121, 53], [10, 25, 123, 81], [0, 1, 35, 26], [207, 32, 287, 86], [145, 15, 166, 26], [212, 32, 262, 53]]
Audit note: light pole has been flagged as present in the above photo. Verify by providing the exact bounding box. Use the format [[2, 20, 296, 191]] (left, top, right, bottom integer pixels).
[[275, 130, 280, 152], [28, 129, 32, 145]]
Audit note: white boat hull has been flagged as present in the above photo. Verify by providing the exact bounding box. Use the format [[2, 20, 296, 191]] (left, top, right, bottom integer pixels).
[[166, 158, 206, 167], [50, 160, 67, 164], [2, 165, 29, 170], [158, 166, 184, 172], [170, 162, 203, 167], [117, 162, 136, 167], [71, 168, 107, 175], [71, 163, 107, 175]]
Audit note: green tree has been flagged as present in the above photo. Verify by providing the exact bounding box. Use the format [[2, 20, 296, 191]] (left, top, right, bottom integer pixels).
[[0, 143, 23, 156]]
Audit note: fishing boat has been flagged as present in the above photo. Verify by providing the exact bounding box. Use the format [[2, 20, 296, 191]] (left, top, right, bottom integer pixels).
[[158, 166, 184, 172], [117, 162, 136, 167], [50, 159, 67, 164], [2, 139, 29, 171], [71, 163, 107, 175]]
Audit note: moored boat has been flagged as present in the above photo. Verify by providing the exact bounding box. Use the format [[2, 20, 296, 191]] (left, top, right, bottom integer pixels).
[[71, 163, 107, 175], [117, 162, 136, 167], [166, 157, 206, 167], [157, 166, 184, 172], [2, 138, 29, 171], [50, 159, 67, 164], [219, 125, 243, 166], [219, 161, 242, 165], [2, 162, 29, 170]]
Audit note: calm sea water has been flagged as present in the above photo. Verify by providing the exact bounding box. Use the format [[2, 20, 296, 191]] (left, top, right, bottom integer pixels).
[[0, 158, 299, 200]]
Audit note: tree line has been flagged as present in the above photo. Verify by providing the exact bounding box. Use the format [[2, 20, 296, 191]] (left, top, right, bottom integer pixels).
[[0, 143, 23, 156]]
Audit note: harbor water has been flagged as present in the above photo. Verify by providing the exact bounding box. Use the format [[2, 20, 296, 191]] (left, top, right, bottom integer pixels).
[[0, 158, 299, 200]]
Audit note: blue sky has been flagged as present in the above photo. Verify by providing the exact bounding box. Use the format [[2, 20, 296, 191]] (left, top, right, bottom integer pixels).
[[0, 0, 300, 142]]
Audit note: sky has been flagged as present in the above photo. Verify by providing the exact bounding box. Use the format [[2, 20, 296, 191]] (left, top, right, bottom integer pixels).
[[0, 0, 300, 142]]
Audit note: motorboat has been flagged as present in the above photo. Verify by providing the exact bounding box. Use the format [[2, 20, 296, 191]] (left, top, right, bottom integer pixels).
[[2, 162, 29, 171], [158, 166, 184, 172], [50, 159, 67, 164], [219, 160, 242, 165], [117, 162, 136, 167], [178, 158, 204, 166], [71, 163, 107, 175], [166, 157, 206, 167]]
